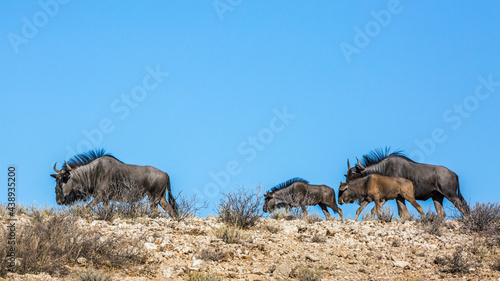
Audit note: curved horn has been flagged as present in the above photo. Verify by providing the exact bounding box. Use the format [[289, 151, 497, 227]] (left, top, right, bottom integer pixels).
[[53, 162, 60, 173], [339, 182, 348, 191], [64, 161, 72, 171], [356, 157, 365, 170], [347, 159, 351, 169]]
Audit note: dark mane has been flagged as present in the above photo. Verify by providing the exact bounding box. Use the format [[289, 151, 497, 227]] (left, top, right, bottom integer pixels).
[[359, 147, 409, 167], [63, 149, 119, 169], [268, 177, 309, 193]]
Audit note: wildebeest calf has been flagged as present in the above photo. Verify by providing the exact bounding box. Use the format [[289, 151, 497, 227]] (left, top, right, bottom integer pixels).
[[263, 178, 343, 220], [338, 174, 424, 221]]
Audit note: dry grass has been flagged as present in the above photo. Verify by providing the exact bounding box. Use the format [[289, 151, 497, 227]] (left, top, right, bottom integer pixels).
[[377, 206, 394, 222], [214, 225, 246, 244], [172, 192, 208, 222], [217, 187, 262, 229], [434, 246, 478, 274], [420, 208, 443, 236], [292, 267, 322, 281], [74, 267, 112, 281], [0, 207, 147, 278], [188, 272, 224, 281], [454, 202, 500, 234]]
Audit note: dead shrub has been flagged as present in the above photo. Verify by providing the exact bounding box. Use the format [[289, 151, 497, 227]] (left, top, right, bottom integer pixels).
[[74, 267, 112, 281], [0, 210, 147, 277], [361, 211, 375, 221], [454, 202, 500, 234], [434, 246, 478, 274], [172, 192, 208, 222], [270, 208, 299, 220], [311, 234, 326, 243], [188, 272, 224, 281], [264, 224, 281, 234], [214, 225, 246, 244], [216, 187, 262, 229], [304, 213, 322, 223], [377, 206, 394, 222], [199, 248, 230, 262], [292, 267, 322, 281], [420, 210, 443, 236]]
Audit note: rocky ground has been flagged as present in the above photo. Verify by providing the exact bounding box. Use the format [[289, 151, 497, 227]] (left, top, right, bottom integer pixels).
[[4, 215, 500, 281]]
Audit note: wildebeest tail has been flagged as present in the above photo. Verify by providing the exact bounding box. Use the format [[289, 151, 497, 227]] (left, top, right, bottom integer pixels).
[[167, 178, 179, 215], [456, 176, 470, 215]]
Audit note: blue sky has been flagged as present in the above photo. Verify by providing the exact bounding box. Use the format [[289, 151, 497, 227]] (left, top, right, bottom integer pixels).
[[1, 1, 499, 218]]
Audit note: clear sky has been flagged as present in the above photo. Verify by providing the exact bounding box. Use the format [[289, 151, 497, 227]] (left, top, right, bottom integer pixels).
[[1, 1, 499, 218]]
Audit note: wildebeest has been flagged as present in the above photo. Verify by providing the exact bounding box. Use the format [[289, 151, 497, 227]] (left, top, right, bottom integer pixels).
[[263, 178, 343, 220], [51, 149, 178, 217], [338, 174, 425, 221], [345, 148, 469, 218]]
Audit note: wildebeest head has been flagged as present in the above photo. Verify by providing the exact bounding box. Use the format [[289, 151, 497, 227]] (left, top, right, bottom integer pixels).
[[51, 162, 86, 205], [345, 158, 365, 182], [263, 193, 276, 213], [337, 181, 356, 205]]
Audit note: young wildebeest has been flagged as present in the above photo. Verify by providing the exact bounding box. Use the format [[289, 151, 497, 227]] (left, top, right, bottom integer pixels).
[[338, 174, 425, 221], [263, 178, 343, 220], [50, 149, 178, 218]]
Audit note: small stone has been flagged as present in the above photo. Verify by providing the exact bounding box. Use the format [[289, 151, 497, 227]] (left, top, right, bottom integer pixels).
[[393, 261, 410, 269], [144, 242, 158, 251], [192, 259, 204, 268], [252, 269, 263, 275], [76, 257, 87, 265], [306, 255, 320, 262]]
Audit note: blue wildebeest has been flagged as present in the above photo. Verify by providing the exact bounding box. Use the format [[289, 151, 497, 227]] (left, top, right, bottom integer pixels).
[[338, 174, 425, 221], [263, 178, 343, 220], [345, 148, 469, 218], [51, 149, 178, 217]]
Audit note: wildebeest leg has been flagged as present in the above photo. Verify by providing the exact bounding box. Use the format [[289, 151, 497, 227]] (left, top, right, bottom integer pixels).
[[396, 196, 408, 218], [301, 205, 308, 217], [326, 202, 343, 221], [86, 198, 100, 209], [354, 201, 370, 221], [432, 194, 446, 219], [318, 203, 332, 220], [400, 190, 425, 218], [159, 197, 177, 218], [370, 199, 385, 217]]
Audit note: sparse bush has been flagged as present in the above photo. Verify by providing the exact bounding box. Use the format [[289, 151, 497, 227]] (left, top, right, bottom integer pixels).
[[492, 256, 500, 271], [270, 208, 299, 220], [420, 209, 443, 236], [189, 272, 224, 281], [172, 192, 208, 222], [455, 202, 500, 233], [434, 246, 478, 274], [304, 213, 322, 223], [311, 234, 326, 243], [217, 187, 262, 229], [214, 225, 246, 244], [377, 206, 394, 222], [361, 211, 375, 221], [199, 247, 230, 261], [75, 267, 112, 281], [395, 212, 416, 223], [292, 267, 322, 281], [0, 210, 147, 277], [264, 224, 281, 234]]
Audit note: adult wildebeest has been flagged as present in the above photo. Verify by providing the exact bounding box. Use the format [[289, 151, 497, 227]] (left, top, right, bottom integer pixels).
[[263, 178, 343, 220], [50, 149, 178, 217], [338, 174, 425, 221], [345, 148, 469, 218]]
